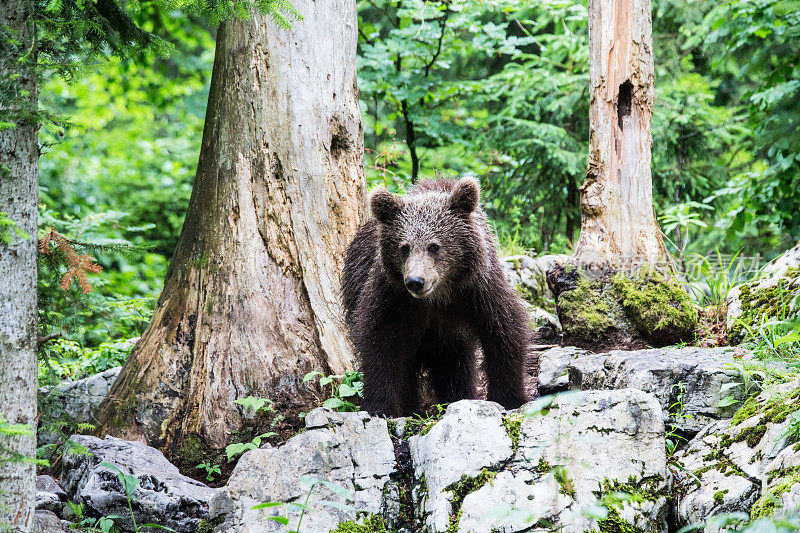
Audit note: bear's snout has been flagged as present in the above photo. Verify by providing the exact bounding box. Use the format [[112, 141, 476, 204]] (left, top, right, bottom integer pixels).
[[404, 276, 425, 293]]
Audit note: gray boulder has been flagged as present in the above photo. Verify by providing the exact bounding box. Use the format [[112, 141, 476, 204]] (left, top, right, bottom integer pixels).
[[209, 409, 396, 533], [38, 367, 122, 445], [61, 435, 217, 532], [411, 392, 668, 533], [675, 379, 800, 526], [550, 346, 762, 431]]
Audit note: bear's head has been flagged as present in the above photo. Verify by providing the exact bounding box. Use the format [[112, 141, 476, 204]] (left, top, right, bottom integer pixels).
[[370, 177, 484, 301]]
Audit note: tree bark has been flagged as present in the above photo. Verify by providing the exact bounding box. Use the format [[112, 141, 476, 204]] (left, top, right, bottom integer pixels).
[[0, 0, 38, 530], [95, 1, 366, 454], [573, 0, 666, 269]]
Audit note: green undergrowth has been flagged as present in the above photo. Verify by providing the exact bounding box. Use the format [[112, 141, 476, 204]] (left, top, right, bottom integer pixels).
[[331, 515, 388, 533], [404, 405, 447, 437], [444, 469, 496, 532]]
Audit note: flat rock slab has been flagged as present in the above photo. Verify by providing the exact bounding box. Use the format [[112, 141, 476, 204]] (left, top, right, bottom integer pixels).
[[411, 392, 668, 533], [209, 410, 396, 533], [540, 346, 762, 431], [62, 435, 217, 532], [675, 379, 800, 526]]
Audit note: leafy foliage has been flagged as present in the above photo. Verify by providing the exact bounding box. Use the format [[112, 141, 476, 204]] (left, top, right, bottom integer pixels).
[[303, 371, 364, 412]]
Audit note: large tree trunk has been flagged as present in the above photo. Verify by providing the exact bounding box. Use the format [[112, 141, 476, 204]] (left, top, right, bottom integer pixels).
[[573, 0, 666, 269], [0, 0, 38, 530], [95, 1, 366, 454]]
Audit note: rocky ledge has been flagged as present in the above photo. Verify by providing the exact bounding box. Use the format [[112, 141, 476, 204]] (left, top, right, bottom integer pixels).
[[210, 390, 668, 533]]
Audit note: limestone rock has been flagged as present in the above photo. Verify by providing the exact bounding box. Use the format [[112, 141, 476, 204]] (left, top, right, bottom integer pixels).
[[36, 475, 67, 515], [675, 379, 800, 526], [537, 346, 589, 394], [38, 367, 122, 445], [565, 346, 760, 431], [502, 254, 567, 341], [409, 401, 513, 532], [209, 410, 395, 533], [61, 435, 217, 532], [412, 392, 668, 533], [754, 441, 800, 519], [727, 241, 800, 337], [501, 254, 569, 304]]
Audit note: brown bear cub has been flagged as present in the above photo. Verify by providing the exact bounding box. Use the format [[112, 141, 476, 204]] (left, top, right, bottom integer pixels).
[[342, 177, 530, 417]]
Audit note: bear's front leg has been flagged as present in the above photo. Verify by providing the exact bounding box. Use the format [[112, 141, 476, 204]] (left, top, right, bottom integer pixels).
[[357, 322, 423, 418], [472, 275, 530, 409]]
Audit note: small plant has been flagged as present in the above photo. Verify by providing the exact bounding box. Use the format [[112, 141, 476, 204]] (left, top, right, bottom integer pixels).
[[303, 371, 363, 412], [234, 395, 275, 416], [224, 433, 277, 461], [666, 383, 694, 459], [196, 462, 221, 482], [404, 404, 448, 436], [252, 475, 355, 532], [66, 501, 120, 532], [717, 363, 764, 410]]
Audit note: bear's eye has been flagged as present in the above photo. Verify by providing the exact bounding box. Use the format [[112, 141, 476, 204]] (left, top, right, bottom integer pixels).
[[399, 244, 410, 256], [427, 243, 440, 255]]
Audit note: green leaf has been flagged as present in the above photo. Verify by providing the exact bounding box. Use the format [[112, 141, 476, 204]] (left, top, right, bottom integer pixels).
[[252, 501, 284, 509]]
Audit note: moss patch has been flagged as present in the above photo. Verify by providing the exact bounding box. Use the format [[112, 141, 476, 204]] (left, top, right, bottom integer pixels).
[[721, 385, 800, 449], [713, 489, 729, 505], [731, 267, 800, 339], [330, 515, 387, 533], [557, 277, 615, 342], [444, 469, 496, 532], [536, 458, 552, 473], [592, 476, 666, 533], [197, 515, 224, 533], [611, 269, 698, 346], [502, 414, 523, 452], [750, 467, 800, 519]]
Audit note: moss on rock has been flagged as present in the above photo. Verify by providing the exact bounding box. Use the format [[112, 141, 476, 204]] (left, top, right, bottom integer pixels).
[[592, 476, 666, 533], [611, 269, 698, 346], [330, 515, 387, 533], [444, 469, 496, 532], [502, 414, 523, 452], [730, 267, 800, 339], [557, 277, 615, 342]]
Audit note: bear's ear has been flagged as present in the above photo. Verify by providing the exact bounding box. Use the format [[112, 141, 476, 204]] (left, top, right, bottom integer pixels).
[[448, 177, 480, 215], [370, 188, 403, 224]]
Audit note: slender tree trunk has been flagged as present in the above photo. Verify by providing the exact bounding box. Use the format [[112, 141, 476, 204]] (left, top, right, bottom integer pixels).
[[95, 1, 366, 454], [0, 0, 38, 530], [573, 0, 665, 269]]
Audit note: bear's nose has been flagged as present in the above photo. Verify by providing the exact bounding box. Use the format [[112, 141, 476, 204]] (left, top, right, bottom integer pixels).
[[404, 276, 425, 292]]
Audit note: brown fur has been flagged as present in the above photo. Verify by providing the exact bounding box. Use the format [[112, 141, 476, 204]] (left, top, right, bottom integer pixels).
[[342, 177, 531, 416]]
